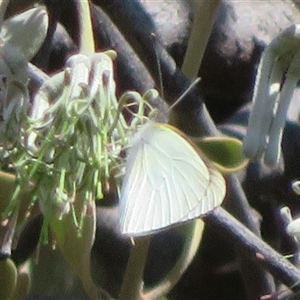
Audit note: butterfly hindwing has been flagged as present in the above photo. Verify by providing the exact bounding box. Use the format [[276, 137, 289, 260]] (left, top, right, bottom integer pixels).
[[120, 122, 226, 236]]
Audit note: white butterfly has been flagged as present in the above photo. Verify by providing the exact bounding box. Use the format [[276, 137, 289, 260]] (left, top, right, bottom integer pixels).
[[119, 121, 226, 236]]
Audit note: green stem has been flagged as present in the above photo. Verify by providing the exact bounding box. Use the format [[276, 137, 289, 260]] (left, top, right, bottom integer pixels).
[[118, 237, 151, 300], [0, 171, 15, 216], [142, 220, 204, 299], [77, 0, 94, 54], [181, 0, 221, 80], [28, 126, 56, 180]]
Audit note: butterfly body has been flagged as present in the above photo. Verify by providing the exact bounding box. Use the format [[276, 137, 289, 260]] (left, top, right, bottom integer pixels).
[[120, 122, 226, 236]]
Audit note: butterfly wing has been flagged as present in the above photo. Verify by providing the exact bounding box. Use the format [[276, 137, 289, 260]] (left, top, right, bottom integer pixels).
[[119, 123, 226, 236]]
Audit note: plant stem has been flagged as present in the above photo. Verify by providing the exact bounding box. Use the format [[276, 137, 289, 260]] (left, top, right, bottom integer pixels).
[[77, 0, 94, 55], [181, 0, 221, 80], [118, 237, 150, 300]]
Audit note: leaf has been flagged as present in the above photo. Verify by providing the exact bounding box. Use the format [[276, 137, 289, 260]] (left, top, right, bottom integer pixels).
[[195, 136, 249, 174]]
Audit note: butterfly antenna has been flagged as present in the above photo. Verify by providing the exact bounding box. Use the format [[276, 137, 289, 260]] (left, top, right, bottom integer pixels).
[[151, 32, 200, 114], [168, 77, 201, 113], [151, 32, 164, 99]]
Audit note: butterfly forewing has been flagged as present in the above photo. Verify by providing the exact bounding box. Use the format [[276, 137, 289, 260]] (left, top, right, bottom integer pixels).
[[120, 122, 226, 236]]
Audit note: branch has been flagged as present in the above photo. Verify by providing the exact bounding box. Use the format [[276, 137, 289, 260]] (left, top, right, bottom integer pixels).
[[207, 207, 300, 294]]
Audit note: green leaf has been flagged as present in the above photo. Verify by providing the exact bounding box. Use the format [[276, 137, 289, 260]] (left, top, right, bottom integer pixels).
[[195, 136, 249, 174]]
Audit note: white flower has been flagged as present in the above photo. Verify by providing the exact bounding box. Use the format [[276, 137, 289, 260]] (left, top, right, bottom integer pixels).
[[281, 206, 300, 243], [0, 6, 48, 149], [243, 25, 300, 167]]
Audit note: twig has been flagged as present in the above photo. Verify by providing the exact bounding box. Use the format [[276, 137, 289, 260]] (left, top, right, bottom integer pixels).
[[90, 4, 155, 94], [207, 207, 300, 294], [32, 1, 62, 70]]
